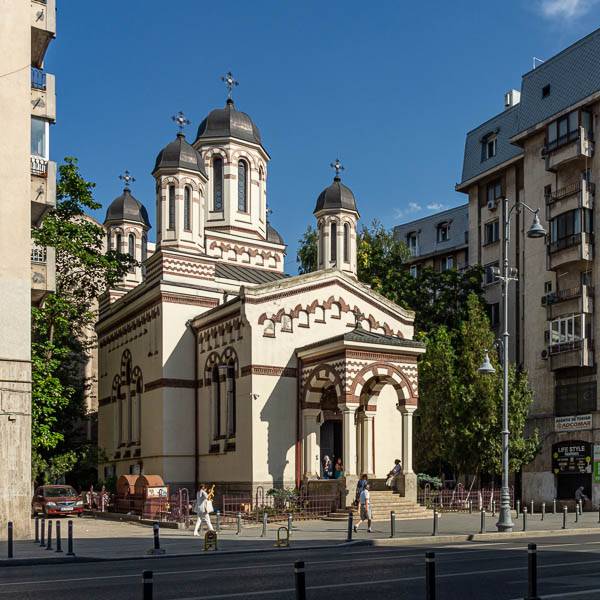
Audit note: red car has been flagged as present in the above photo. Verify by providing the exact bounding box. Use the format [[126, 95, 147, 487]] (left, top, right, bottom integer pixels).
[[32, 485, 84, 516]]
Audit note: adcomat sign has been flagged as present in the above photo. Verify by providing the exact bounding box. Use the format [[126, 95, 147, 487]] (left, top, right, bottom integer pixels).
[[555, 414, 592, 431], [552, 441, 592, 474]]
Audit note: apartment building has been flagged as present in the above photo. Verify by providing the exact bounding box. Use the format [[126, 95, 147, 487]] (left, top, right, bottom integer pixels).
[[457, 29, 600, 505], [0, 0, 56, 538], [393, 204, 469, 278]]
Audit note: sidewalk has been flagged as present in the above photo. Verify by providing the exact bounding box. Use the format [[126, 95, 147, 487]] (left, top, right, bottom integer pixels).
[[3, 510, 600, 564]]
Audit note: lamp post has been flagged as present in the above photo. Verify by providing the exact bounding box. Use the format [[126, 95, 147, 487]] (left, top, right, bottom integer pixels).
[[478, 197, 546, 532]]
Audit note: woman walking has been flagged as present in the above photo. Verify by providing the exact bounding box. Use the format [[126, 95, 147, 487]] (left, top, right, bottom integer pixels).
[[193, 483, 214, 536]]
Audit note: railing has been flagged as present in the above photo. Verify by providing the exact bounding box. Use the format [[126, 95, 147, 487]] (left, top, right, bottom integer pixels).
[[545, 181, 595, 204], [31, 156, 48, 177], [417, 485, 514, 511], [547, 232, 594, 254], [113, 488, 190, 525], [549, 338, 585, 355], [31, 67, 46, 90], [84, 485, 111, 512], [31, 245, 46, 263], [545, 285, 593, 303]]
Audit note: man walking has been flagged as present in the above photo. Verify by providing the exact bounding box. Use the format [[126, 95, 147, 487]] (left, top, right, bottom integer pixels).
[[354, 483, 372, 533]]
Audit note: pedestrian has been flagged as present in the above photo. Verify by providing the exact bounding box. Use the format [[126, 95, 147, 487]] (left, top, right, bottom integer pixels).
[[334, 457, 344, 479], [354, 483, 372, 533], [193, 483, 214, 536], [385, 459, 402, 488], [323, 455, 333, 479], [355, 473, 368, 507], [575, 486, 590, 507]]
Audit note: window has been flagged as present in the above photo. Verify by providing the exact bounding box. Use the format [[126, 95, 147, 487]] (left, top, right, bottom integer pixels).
[[437, 223, 450, 242], [116, 233, 122, 252], [546, 109, 592, 152], [487, 303, 500, 327], [441, 255, 454, 272], [212, 365, 221, 438], [484, 219, 500, 244], [184, 187, 191, 230], [330, 222, 337, 261], [213, 158, 223, 211], [485, 261, 500, 285], [238, 160, 248, 212], [168, 186, 175, 229], [555, 381, 596, 416], [31, 117, 48, 158], [582, 270, 592, 287], [227, 362, 236, 437], [128, 234, 135, 258], [409, 265, 419, 278], [259, 166, 265, 219], [407, 232, 418, 256], [343, 223, 350, 262], [544, 281, 552, 294], [486, 137, 497, 159], [487, 180, 502, 205], [141, 234, 147, 280], [550, 314, 585, 345], [319, 225, 324, 264], [549, 209, 592, 250], [542, 84, 551, 98]]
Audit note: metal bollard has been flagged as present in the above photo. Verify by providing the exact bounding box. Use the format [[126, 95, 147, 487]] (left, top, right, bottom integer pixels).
[[294, 560, 306, 600], [55, 520, 62, 553], [425, 551, 436, 600], [468, 499, 473, 514], [492, 500, 496, 517], [530, 499, 534, 515], [562, 506, 567, 529], [525, 543, 541, 600], [66, 519, 75, 556], [7, 522, 13, 559], [153, 522, 160, 550], [347, 511, 353, 542], [553, 498, 557, 514], [575, 507, 579, 523], [523, 507, 528, 532], [236, 513, 242, 535], [516, 500, 521, 517], [216, 510, 221, 533], [578, 500, 583, 515], [432, 510, 438, 537], [480, 509, 486, 534], [390, 511, 396, 538], [101, 494, 105, 513], [34, 517, 39, 544], [261, 511, 267, 537], [142, 569, 153, 600], [541, 502, 545, 521], [288, 513, 293, 537], [46, 520, 52, 551], [40, 517, 45, 547]]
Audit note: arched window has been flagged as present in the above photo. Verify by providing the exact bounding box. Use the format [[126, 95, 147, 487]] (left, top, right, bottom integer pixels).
[[212, 365, 221, 438], [128, 234, 135, 258], [141, 233, 147, 280], [184, 186, 191, 230], [213, 158, 223, 211], [116, 233, 122, 253], [238, 160, 248, 212], [168, 185, 175, 229], [227, 361, 236, 437], [259, 166, 264, 219], [344, 223, 350, 262], [330, 222, 337, 261], [319, 225, 324, 264], [107, 231, 111, 250]]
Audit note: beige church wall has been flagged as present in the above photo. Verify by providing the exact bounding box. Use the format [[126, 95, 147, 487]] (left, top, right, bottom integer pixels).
[[161, 387, 195, 456], [373, 385, 403, 478]]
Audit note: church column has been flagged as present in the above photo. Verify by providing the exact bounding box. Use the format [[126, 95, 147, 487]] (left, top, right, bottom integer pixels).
[[397, 406, 417, 501], [302, 409, 320, 477], [361, 410, 376, 476], [340, 404, 358, 476]]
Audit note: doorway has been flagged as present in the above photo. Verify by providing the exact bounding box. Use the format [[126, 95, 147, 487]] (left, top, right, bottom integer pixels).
[[320, 420, 342, 477]]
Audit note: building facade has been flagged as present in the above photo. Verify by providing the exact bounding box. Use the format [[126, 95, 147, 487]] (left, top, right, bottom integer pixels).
[[0, 0, 56, 538], [457, 28, 600, 505]]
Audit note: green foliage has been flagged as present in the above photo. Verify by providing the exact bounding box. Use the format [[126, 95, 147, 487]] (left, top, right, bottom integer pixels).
[[417, 473, 442, 490], [296, 225, 318, 274], [31, 158, 135, 484]]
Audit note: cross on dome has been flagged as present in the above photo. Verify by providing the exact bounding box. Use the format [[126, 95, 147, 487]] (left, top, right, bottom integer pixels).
[[330, 158, 344, 178], [171, 110, 191, 132], [353, 308, 363, 329], [221, 71, 239, 100], [118, 170, 135, 188]]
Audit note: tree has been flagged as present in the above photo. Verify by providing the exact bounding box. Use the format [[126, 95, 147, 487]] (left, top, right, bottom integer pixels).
[[296, 225, 317, 274], [31, 157, 134, 484]]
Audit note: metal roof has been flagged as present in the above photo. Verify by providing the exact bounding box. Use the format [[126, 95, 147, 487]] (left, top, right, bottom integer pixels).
[[195, 99, 262, 146], [266, 222, 284, 245], [153, 133, 207, 176], [104, 188, 151, 228], [393, 204, 468, 259], [314, 176, 358, 214], [215, 262, 287, 284]]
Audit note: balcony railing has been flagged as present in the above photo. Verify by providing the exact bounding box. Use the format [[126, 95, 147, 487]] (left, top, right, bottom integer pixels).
[[31, 245, 46, 263], [547, 232, 594, 254], [549, 338, 585, 355], [545, 181, 595, 205], [545, 285, 594, 303], [31, 156, 48, 177], [31, 67, 46, 90]]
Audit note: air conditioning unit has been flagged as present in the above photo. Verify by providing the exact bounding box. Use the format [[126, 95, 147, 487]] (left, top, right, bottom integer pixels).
[[540, 147, 547, 158], [487, 200, 497, 211], [541, 349, 549, 360]]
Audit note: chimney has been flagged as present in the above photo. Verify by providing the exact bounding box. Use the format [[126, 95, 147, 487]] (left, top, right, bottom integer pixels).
[[504, 89, 521, 110]]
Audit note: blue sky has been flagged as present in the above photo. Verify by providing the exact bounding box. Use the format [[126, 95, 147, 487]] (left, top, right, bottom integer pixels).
[[46, 0, 600, 273]]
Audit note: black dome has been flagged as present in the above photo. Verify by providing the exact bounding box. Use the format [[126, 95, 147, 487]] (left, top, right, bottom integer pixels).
[[314, 176, 358, 214], [195, 99, 262, 146], [154, 132, 207, 176], [104, 188, 151, 229], [266, 222, 284, 245]]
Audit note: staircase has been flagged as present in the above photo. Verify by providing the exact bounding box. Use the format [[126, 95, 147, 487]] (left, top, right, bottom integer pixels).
[[323, 490, 432, 521]]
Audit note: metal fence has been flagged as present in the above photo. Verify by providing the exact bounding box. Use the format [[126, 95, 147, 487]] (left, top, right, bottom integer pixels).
[[84, 486, 111, 512], [222, 486, 338, 524], [112, 488, 190, 526], [417, 484, 514, 512]]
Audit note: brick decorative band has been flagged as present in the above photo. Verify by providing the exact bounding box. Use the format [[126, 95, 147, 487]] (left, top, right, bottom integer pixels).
[[145, 378, 197, 392], [240, 365, 297, 378]]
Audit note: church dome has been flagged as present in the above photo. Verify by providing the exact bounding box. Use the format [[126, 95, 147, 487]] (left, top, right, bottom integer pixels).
[[266, 222, 284, 245], [104, 188, 151, 229], [195, 99, 262, 146], [314, 176, 358, 214], [153, 132, 207, 176]]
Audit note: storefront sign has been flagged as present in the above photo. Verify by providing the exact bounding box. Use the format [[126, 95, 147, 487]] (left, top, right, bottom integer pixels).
[[555, 414, 592, 432], [552, 441, 592, 474], [594, 445, 600, 484], [147, 486, 168, 498]]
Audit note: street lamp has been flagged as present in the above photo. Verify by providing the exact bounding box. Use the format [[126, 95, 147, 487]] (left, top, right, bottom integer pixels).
[[478, 198, 546, 533]]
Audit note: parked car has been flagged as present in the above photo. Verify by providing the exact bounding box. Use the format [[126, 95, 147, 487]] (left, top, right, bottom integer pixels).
[[32, 485, 84, 516]]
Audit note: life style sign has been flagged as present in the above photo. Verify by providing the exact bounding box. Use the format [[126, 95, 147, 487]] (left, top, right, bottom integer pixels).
[[552, 441, 592, 474]]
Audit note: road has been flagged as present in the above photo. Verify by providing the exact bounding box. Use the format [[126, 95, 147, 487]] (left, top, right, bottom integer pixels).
[[3, 533, 600, 599]]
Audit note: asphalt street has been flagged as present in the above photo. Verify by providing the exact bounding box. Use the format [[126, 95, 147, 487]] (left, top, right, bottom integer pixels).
[[4, 533, 600, 599]]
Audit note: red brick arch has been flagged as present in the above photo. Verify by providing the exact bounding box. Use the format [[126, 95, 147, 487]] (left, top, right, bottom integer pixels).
[[349, 362, 416, 408]]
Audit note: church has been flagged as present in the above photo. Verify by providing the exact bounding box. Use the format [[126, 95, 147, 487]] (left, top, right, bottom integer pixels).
[[96, 76, 425, 506]]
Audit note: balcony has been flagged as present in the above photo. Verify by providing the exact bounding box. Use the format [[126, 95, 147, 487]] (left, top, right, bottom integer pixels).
[[543, 127, 594, 173], [31, 0, 56, 69], [545, 179, 594, 222], [546, 232, 594, 271], [543, 285, 594, 320], [31, 157, 56, 226], [548, 338, 594, 371], [31, 245, 55, 304], [31, 68, 56, 123]]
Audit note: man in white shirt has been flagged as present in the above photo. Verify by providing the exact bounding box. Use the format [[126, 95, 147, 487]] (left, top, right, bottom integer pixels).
[[385, 459, 402, 488], [354, 484, 372, 533]]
